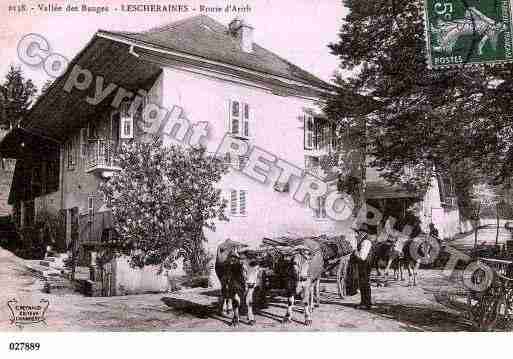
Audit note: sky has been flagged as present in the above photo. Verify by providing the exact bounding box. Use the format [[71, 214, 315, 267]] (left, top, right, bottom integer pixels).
[[0, 0, 347, 93]]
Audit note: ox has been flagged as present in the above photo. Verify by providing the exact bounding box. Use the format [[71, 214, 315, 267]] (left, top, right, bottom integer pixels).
[[280, 239, 324, 326], [215, 239, 266, 327]]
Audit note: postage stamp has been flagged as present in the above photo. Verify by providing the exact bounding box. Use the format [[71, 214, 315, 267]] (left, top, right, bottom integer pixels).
[[423, 0, 513, 68]]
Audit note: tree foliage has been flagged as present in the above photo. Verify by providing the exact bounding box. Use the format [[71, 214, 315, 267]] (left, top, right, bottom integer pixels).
[[0, 66, 37, 129], [99, 139, 227, 269], [324, 1, 513, 193], [40, 79, 53, 96]]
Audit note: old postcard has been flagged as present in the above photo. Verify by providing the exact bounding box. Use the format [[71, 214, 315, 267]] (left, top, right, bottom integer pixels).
[[1, 0, 513, 356]]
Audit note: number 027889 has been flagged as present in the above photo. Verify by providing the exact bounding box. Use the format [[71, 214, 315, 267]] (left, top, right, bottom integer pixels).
[[9, 342, 41, 351]]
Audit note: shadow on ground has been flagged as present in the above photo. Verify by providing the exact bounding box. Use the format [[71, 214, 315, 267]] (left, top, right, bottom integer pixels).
[[161, 297, 232, 326], [371, 302, 473, 331]]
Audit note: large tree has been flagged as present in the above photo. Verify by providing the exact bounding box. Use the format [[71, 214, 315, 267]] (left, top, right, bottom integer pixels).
[[0, 66, 38, 129], [99, 139, 227, 269], [324, 1, 513, 206]]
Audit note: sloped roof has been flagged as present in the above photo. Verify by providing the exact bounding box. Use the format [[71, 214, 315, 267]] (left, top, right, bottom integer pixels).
[[99, 15, 331, 90]]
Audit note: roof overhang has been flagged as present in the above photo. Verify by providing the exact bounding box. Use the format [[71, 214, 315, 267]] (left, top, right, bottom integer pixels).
[[0, 128, 60, 160], [21, 35, 162, 141], [97, 31, 335, 98]]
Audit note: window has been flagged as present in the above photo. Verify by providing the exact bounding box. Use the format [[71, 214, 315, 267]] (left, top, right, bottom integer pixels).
[[314, 196, 327, 219], [331, 123, 338, 150], [229, 189, 247, 216], [230, 100, 250, 139], [304, 115, 314, 150], [46, 160, 59, 193], [66, 140, 76, 170], [80, 127, 88, 158], [119, 101, 134, 139], [305, 155, 320, 173], [88, 196, 94, 223], [437, 173, 456, 206], [88, 122, 98, 139], [304, 114, 334, 151], [223, 153, 248, 171], [23, 200, 35, 227], [32, 165, 42, 197], [13, 202, 21, 227]]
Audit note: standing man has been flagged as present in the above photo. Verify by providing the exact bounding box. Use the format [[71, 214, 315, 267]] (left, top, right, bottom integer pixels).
[[353, 223, 373, 309]]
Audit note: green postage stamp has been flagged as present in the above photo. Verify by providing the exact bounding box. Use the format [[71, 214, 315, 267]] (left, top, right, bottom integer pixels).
[[423, 0, 513, 68]]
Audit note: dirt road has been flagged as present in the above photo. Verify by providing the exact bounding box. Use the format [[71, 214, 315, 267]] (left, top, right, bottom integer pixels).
[[0, 247, 476, 331]]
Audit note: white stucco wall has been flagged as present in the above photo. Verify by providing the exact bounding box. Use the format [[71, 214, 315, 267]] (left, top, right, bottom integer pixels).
[[114, 256, 185, 295], [153, 67, 355, 252], [420, 176, 461, 239]]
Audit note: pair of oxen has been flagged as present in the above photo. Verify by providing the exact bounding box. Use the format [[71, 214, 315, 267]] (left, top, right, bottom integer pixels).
[[215, 237, 342, 327]]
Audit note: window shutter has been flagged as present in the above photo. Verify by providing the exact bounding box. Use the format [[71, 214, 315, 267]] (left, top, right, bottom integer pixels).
[[305, 115, 314, 150], [119, 101, 134, 139], [224, 152, 231, 167], [243, 103, 249, 137], [239, 190, 247, 216], [313, 117, 319, 149], [314, 197, 320, 218], [66, 140, 75, 170], [303, 115, 307, 149], [88, 196, 94, 223], [230, 100, 240, 136], [331, 123, 337, 151], [230, 190, 238, 215], [314, 197, 327, 218], [121, 118, 133, 138], [239, 155, 248, 170]]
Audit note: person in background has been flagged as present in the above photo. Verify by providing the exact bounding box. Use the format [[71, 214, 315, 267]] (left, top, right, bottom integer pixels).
[[352, 223, 374, 310], [429, 223, 440, 243], [366, 211, 378, 242], [383, 216, 400, 242]]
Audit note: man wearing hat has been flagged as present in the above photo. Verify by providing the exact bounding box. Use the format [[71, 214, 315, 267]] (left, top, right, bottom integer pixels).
[[353, 223, 373, 309]]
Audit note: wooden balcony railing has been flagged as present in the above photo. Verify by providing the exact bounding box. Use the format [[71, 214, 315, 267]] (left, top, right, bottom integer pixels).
[[86, 139, 120, 174]]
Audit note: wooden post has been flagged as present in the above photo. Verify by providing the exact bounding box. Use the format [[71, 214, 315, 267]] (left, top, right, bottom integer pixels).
[[474, 203, 480, 250], [496, 202, 500, 247], [70, 207, 79, 280]]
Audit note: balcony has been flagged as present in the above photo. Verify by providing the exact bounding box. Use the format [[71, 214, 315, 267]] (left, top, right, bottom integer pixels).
[[86, 139, 120, 177]]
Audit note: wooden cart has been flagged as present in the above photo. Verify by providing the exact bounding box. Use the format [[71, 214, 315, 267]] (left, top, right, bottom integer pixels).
[[260, 236, 353, 299], [466, 257, 513, 331]]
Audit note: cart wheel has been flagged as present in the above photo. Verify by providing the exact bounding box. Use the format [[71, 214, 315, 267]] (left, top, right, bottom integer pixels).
[[467, 291, 480, 322], [477, 291, 503, 331], [337, 256, 348, 299]]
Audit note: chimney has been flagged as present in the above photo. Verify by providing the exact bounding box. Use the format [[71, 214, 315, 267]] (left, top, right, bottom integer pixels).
[[228, 17, 253, 53]]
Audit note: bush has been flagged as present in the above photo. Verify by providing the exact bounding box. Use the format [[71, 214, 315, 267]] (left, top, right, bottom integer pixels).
[[183, 234, 213, 278], [34, 209, 66, 252], [14, 226, 47, 259]]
